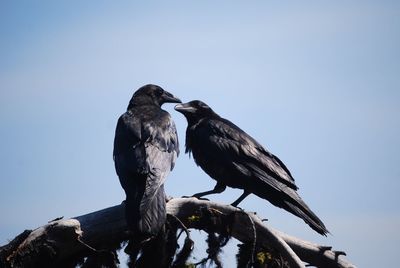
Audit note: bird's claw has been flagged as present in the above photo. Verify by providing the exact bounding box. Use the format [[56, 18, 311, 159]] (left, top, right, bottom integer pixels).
[[231, 205, 244, 210], [192, 195, 210, 201], [181, 195, 210, 201], [230, 201, 242, 208]]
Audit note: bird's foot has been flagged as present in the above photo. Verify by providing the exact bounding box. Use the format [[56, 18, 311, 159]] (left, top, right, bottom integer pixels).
[[181, 195, 210, 201], [231, 205, 244, 210], [192, 195, 210, 201], [230, 201, 242, 208]]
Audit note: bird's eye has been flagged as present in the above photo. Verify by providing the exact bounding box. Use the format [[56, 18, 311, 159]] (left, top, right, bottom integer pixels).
[[156, 88, 164, 96]]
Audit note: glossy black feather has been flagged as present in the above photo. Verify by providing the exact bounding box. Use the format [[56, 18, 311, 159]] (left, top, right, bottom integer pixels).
[[175, 100, 329, 236], [114, 85, 180, 240]]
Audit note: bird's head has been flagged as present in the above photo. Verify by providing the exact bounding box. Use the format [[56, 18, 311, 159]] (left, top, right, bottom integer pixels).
[[128, 84, 181, 109], [174, 100, 217, 123]]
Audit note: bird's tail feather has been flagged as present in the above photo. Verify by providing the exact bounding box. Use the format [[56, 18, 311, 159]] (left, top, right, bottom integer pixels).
[[283, 197, 329, 236], [139, 184, 166, 236], [125, 184, 166, 242]]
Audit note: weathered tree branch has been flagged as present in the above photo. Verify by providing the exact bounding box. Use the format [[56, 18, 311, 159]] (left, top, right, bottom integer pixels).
[[0, 197, 356, 268], [167, 198, 355, 268]]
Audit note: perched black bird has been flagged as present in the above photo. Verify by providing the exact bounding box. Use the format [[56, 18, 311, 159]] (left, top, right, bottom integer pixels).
[[113, 84, 181, 242], [175, 100, 329, 236]]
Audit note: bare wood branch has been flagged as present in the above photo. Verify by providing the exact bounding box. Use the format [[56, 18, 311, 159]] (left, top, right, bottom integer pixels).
[[0, 198, 356, 268], [167, 197, 305, 268]]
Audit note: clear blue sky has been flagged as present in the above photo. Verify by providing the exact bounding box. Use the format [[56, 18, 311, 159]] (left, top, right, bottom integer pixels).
[[1, 1, 399, 267]]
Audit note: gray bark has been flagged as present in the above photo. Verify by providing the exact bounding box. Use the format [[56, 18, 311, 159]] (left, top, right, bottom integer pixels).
[[0, 197, 356, 268]]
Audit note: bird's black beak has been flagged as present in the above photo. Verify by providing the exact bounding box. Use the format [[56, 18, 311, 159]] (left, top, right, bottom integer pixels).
[[174, 103, 196, 114], [162, 91, 181, 104]]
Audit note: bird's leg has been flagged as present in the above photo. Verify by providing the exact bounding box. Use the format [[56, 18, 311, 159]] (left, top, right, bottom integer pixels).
[[231, 191, 250, 207], [190, 183, 226, 200]]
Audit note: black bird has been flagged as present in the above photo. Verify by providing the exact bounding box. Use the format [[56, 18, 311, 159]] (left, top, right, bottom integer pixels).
[[113, 84, 181, 242], [175, 100, 329, 236]]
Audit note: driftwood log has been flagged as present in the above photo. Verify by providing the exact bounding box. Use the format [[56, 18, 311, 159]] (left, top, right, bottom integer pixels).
[[0, 197, 356, 268]]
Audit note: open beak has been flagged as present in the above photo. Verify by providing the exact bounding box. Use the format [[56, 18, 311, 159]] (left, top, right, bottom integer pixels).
[[174, 103, 196, 113], [162, 91, 181, 104]]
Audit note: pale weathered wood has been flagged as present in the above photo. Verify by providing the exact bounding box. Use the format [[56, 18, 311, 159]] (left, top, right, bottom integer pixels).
[[0, 198, 356, 268], [166, 197, 305, 268], [167, 198, 355, 268]]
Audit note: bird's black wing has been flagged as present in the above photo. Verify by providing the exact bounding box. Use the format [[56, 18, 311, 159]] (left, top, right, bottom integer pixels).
[[190, 116, 329, 235], [191, 117, 329, 235], [204, 117, 298, 190], [113, 109, 179, 235], [139, 111, 179, 212], [113, 109, 179, 179], [113, 111, 146, 183]]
